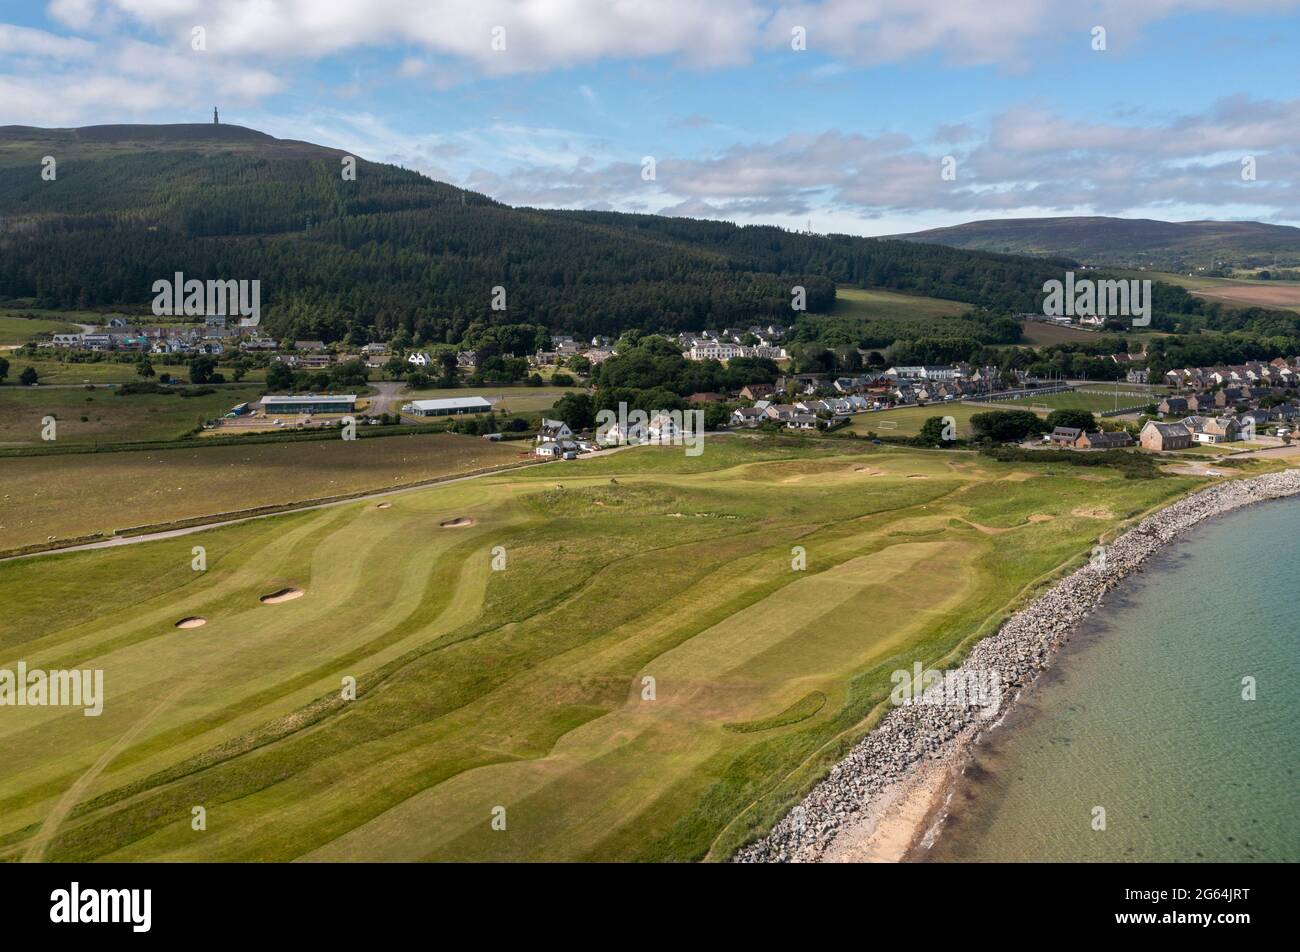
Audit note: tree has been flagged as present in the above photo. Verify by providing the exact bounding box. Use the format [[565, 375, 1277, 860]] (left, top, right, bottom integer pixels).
[[136, 358, 155, 378], [970, 409, 1045, 442], [1044, 409, 1097, 431], [19, 366, 39, 386], [918, 416, 956, 446], [550, 392, 595, 431], [266, 362, 294, 391], [188, 355, 218, 384], [0, 356, 9, 381]]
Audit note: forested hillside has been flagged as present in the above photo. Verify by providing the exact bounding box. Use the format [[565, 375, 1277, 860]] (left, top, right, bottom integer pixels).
[[0, 123, 1072, 344]]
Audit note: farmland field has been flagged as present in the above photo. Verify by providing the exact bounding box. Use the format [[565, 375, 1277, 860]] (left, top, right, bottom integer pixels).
[[831, 286, 969, 321], [1019, 320, 1103, 346], [0, 431, 525, 550], [0, 384, 263, 446], [0, 437, 1198, 861], [0, 315, 83, 344], [0, 357, 262, 385]]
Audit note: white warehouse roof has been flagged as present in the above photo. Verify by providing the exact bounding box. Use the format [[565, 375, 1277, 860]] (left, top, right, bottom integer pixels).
[[406, 397, 494, 411]]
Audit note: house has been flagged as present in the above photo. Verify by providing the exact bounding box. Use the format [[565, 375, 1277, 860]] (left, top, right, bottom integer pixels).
[[599, 421, 646, 445], [295, 340, 327, 353], [402, 396, 494, 417], [687, 392, 724, 404], [407, 352, 432, 368], [535, 442, 562, 458], [456, 350, 480, 371], [1076, 430, 1134, 449], [1157, 397, 1189, 417], [647, 413, 683, 442], [731, 407, 765, 427], [1049, 426, 1084, 446], [362, 342, 388, 355], [787, 413, 819, 430], [1183, 415, 1240, 444], [1140, 421, 1192, 451], [536, 418, 573, 443], [739, 384, 776, 401], [1185, 393, 1217, 413], [763, 404, 798, 422], [1238, 409, 1272, 429]]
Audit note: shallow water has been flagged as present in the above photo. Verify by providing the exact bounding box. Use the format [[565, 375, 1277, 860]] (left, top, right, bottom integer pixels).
[[921, 497, 1300, 862]]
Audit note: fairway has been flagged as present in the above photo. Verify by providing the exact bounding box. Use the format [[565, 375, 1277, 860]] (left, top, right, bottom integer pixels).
[[0, 437, 1197, 862]]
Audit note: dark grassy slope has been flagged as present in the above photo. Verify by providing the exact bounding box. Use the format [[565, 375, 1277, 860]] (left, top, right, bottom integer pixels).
[[891, 216, 1300, 270], [2, 123, 1065, 342]]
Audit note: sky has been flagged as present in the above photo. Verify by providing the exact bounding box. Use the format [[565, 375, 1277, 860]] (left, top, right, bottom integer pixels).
[[2, 0, 1299, 235]]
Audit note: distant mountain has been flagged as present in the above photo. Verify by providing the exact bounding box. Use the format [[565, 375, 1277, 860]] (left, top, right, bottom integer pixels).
[[890, 216, 1300, 271], [0, 123, 1072, 344]]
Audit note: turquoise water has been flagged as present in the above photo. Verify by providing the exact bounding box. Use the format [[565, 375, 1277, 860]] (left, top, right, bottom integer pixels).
[[922, 498, 1300, 862]]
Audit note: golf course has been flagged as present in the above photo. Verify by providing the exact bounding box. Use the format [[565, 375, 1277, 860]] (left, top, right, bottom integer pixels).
[[0, 435, 1206, 861]]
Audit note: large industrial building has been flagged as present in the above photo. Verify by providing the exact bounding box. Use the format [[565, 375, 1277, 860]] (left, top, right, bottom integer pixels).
[[260, 394, 357, 414], [402, 396, 494, 417]]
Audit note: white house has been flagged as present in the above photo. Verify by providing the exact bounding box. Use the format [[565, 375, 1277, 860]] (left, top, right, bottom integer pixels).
[[407, 352, 432, 368], [537, 418, 573, 444], [647, 413, 682, 442]]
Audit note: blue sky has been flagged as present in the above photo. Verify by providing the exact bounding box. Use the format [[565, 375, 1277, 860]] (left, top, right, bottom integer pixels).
[[2, 1, 1298, 234]]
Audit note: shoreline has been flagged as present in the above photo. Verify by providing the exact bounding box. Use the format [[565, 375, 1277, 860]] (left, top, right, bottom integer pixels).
[[734, 467, 1300, 863]]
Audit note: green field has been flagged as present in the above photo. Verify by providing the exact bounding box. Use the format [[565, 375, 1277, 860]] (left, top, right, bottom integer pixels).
[[1, 357, 264, 385], [846, 402, 989, 438], [400, 385, 583, 415], [0, 316, 83, 344], [831, 286, 970, 321], [0, 431, 527, 550], [1019, 320, 1103, 346], [1024, 387, 1162, 413], [0, 437, 1200, 861], [0, 384, 263, 446]]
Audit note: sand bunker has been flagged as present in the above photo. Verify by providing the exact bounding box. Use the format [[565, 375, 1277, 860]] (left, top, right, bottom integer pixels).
[[174, 616, 207, 629], [439, 517, 476, 528], [260, 588, 305, 604], [1071, 507, 1113, 519], [376, 502, 392, 509]]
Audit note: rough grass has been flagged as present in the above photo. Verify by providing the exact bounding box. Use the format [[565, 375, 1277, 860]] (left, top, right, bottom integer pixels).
[[0, 440, 1200, 862], [0, 383, 263, 447], [0, 431, 525, 549]]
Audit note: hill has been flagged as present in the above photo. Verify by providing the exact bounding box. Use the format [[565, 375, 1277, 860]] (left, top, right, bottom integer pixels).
[[0, 123, 1071, 344], [891, 216, 1300, 271]]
